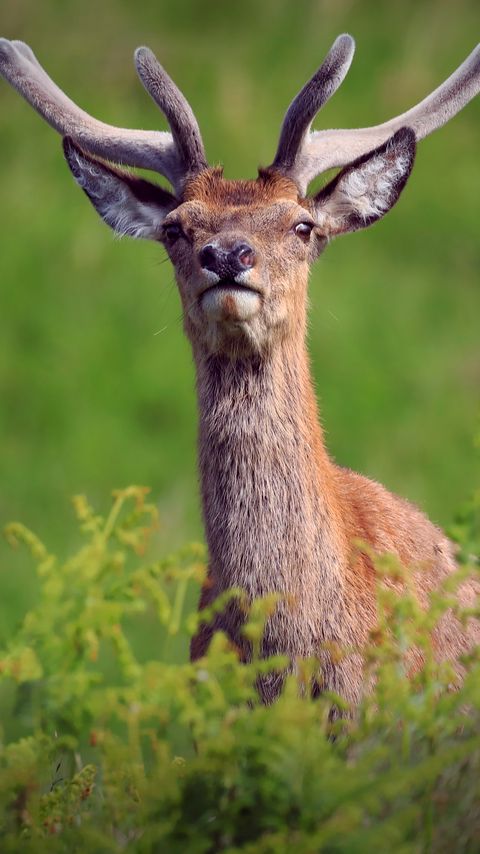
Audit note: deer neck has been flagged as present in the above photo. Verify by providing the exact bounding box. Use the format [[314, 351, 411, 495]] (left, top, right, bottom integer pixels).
[[193, 330, 348, 610]]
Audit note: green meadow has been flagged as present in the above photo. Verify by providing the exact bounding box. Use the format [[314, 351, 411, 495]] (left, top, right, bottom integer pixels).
[[1, 0, 479, 631]]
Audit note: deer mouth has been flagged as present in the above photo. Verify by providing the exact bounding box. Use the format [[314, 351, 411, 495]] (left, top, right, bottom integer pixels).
[[199, 278, 262, 298], [199, 279, 262, 322]]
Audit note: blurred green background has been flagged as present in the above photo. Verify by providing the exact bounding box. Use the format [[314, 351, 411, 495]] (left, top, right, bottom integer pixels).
[[0, 0, 479, 635]]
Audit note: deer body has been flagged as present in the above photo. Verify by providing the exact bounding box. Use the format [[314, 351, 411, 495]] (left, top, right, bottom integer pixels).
[[187, 182, 477, 704], [1, 34, 479, 704]]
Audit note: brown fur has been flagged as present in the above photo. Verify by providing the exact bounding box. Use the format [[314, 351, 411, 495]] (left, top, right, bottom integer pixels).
[[172, 173, 479, 706], [183, 168, 303, 206]]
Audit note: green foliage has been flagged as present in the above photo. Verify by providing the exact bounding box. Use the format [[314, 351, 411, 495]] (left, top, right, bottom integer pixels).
[[1, 488, 479, 852]]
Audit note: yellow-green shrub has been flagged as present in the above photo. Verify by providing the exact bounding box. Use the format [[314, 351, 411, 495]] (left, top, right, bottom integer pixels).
[[1, 487, 479, 853]]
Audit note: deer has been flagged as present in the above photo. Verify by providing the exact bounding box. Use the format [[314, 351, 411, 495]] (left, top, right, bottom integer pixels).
[[1, 34, 479, 706]]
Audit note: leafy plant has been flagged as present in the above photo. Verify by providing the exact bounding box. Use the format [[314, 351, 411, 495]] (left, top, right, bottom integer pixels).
[[0, 487, 479, 852]]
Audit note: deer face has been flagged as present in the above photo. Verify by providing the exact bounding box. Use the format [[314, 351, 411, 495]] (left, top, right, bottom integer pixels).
[[160, 170, 323, 355], [62, 129, 416, 357]]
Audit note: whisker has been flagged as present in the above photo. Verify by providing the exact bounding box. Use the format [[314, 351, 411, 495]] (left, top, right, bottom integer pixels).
[[150, 275, 180, 337]]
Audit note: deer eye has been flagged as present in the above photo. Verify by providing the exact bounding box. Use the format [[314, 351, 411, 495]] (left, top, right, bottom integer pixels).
[[163, 222, 185, 244], [294, 221, 314, 241]]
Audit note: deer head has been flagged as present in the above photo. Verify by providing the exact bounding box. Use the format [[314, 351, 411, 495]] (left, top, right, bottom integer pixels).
[[1, 35, 479, 359]]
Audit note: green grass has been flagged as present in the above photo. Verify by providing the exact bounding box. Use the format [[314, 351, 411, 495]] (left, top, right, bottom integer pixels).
[[0, 0, 479, 633]]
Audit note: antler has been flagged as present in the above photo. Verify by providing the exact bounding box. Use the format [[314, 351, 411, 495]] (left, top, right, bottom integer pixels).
[[272, 37, 480, 195], [134, 47, 207, 178], [273, 34, 355, 176], [0, 38, 207, 194]]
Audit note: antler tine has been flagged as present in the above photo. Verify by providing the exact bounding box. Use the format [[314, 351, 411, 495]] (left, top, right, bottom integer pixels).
[[10, 40, 45, 70], [135, 47, 207, 176], [272, 34, 355, 174], [0, 38, 186, 192], [287, 42, 480, 194]]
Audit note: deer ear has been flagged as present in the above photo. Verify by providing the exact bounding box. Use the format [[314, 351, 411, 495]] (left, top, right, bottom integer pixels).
[[62, 137, 178, 239], [313, 127, 416, 237]]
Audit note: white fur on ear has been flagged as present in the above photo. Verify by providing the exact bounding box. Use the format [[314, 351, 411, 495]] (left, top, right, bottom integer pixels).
[[314, 127, 416, 236], [63, 138, 177, 239]]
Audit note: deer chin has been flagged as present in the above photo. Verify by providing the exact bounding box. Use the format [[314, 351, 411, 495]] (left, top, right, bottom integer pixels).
[[200, 282, 262, 323]]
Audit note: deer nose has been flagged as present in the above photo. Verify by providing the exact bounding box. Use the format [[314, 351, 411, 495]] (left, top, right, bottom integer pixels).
[[198, 241, 256, 278]]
